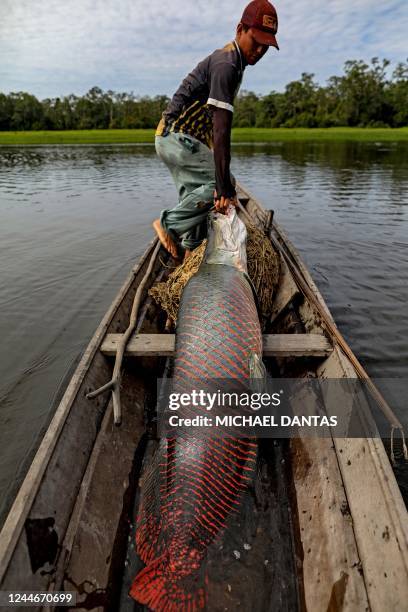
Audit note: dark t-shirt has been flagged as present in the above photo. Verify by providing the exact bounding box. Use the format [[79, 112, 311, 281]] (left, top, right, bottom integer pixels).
[[156, 40, 245, 149]]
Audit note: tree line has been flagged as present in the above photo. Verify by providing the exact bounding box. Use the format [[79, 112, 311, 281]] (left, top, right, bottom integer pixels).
[[0, 58, 406, 131]]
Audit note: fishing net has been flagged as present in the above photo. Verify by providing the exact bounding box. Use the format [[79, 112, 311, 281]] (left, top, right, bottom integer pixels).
[[149, 225, 280, 324]]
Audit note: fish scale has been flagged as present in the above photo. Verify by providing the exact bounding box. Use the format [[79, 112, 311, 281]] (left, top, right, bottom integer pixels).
[[131, 263, 262, 611]]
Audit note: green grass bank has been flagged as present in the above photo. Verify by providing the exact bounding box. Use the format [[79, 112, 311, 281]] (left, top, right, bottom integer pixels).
[[1, 127, 407, 145]]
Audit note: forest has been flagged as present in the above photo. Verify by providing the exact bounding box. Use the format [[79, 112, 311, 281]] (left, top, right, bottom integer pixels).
[[0, 58, 407, 131]]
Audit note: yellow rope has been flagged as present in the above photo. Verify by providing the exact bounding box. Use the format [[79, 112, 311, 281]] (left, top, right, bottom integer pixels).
[[149, 226, 280, 324]]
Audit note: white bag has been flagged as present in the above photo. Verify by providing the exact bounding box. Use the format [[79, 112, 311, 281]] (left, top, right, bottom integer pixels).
[[205, 207, 247, 273]]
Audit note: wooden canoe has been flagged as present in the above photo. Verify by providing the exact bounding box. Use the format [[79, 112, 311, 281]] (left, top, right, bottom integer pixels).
[[0, 183, 407, 611]]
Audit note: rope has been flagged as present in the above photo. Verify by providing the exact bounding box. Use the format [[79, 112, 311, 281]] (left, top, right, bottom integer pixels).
[[87, 240, 161, 425]]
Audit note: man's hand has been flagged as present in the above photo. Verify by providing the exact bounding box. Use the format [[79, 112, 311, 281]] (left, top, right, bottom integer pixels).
[[214, 193, 238, 214]]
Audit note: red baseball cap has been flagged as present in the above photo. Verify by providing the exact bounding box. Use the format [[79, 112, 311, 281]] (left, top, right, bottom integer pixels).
[[241, 0, 279, 49]]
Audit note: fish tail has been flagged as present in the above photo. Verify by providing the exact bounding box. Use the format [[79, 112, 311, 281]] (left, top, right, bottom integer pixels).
[[129, 553, 205, 611]]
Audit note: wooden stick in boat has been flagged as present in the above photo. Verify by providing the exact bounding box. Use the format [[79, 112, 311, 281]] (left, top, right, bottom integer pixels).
[[236, 200, 407, 461], [87, 240, 161, 424]]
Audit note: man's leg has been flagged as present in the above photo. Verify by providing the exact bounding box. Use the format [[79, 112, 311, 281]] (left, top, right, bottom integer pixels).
[[151, 219, 179, 258], [154, 133, 216, 253]]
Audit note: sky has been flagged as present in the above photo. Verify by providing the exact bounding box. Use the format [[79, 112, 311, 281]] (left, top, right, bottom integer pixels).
[[0, 0, 407, 100]]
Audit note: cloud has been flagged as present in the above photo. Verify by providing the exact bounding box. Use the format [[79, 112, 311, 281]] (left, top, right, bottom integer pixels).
[[0, 0, 407, 99]]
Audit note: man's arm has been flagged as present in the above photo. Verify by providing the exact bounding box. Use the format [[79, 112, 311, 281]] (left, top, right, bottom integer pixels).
[[212, 107, 237, 213], [207, 59, 242, 213]]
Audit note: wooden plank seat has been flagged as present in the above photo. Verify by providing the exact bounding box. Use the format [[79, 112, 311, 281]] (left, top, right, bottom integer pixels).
[[100, 333, 333, 358]]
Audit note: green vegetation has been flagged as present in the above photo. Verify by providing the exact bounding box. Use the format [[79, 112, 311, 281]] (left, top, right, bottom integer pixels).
[[1, 127, 407, 145], [0, 58, 406, 136], [0, 129, 155, 144], [233, 127, 408, 141]]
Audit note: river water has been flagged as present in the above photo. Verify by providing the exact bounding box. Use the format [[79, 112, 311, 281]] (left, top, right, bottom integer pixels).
[[0, 141, 407, 527]]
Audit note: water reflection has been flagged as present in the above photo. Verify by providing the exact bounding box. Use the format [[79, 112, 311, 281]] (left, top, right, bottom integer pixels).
[[234, 140, 407, 171]]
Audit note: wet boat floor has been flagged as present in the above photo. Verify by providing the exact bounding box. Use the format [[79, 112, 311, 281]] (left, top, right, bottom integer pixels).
[[118, 435, 302, 612]]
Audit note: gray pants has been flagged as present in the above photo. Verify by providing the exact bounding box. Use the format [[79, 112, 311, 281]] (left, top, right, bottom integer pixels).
[[155, 132, 216, 250]]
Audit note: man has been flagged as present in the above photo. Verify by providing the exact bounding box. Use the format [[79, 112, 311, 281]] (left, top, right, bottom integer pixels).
[[153, 0, 279, 260]]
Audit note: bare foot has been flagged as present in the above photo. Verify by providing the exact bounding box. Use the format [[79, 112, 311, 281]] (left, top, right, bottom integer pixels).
[[153, 219, 178, 258]]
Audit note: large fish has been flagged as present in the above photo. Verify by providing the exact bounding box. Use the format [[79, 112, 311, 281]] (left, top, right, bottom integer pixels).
[[130, 215, 263, 611]]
